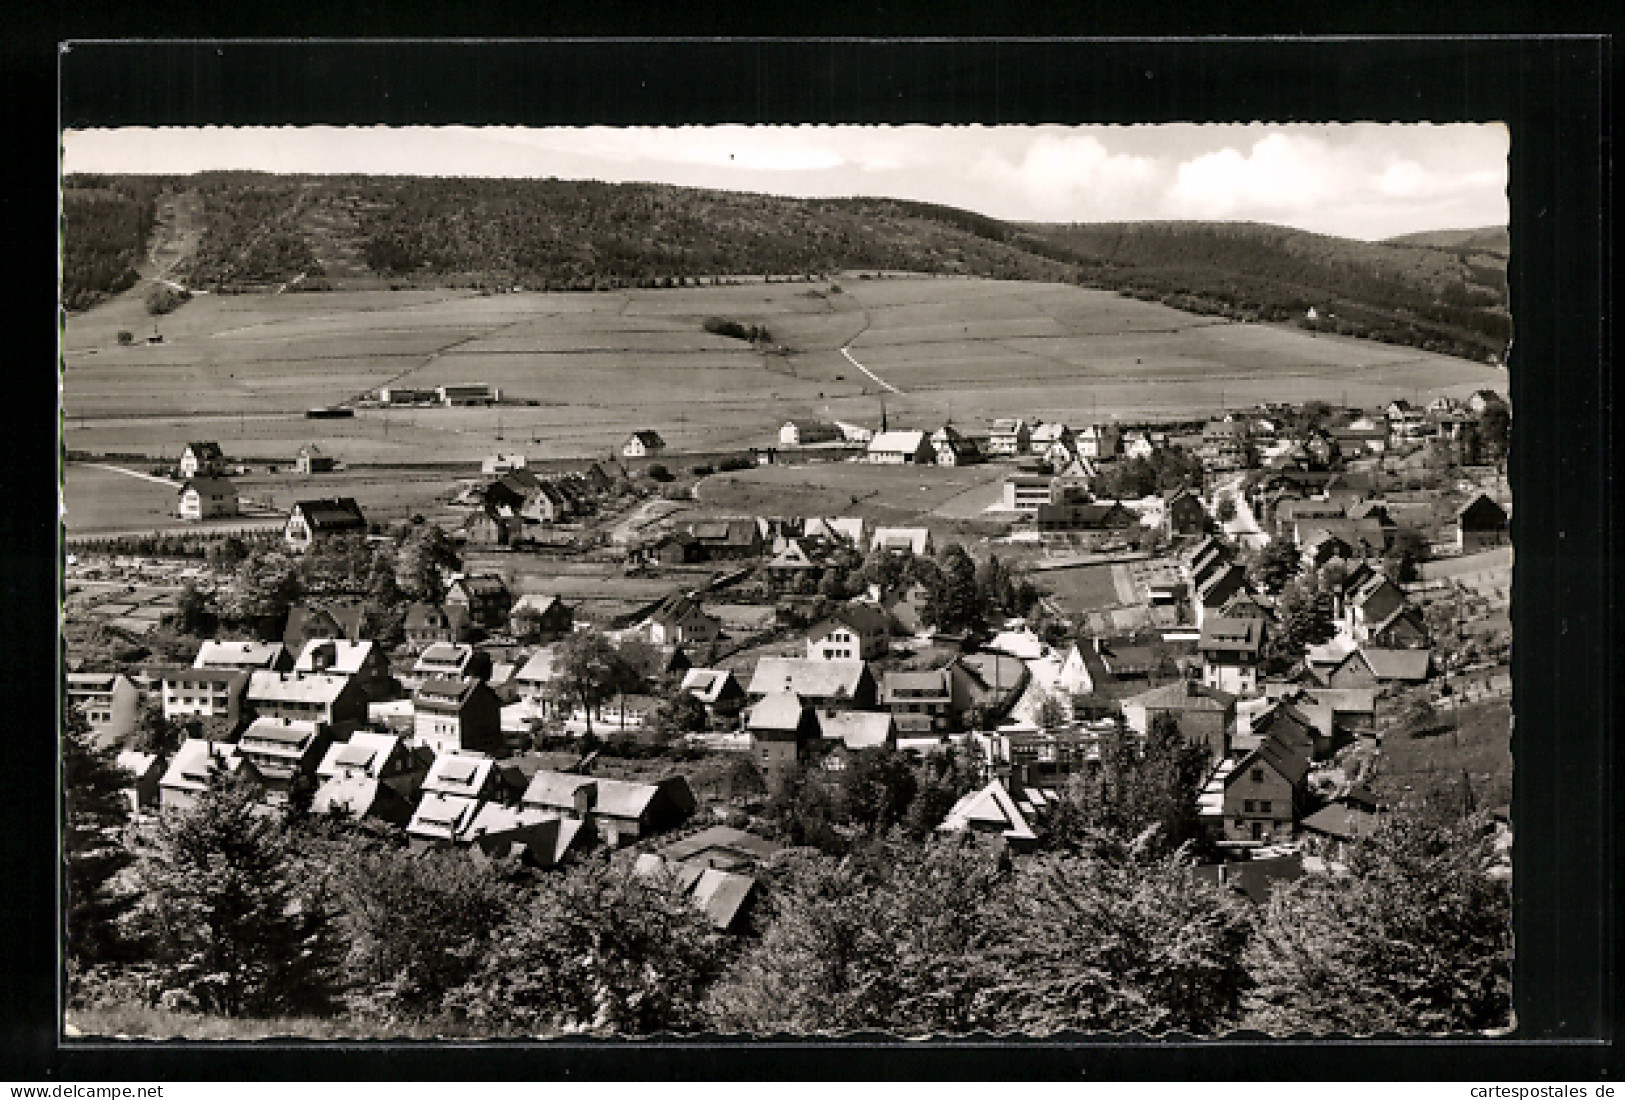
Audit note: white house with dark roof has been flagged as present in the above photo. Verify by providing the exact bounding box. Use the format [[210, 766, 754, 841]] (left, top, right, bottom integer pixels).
[[292, 638, 394, 700], [622, 430, 666, 458], [521, 770, 696, 847], [66, 672, 143, 741], [179, 441, 225, 479], [412, 676, 504, 757], [1198, 616, 1266, 696], [870, 526, 933, 556], [178, 476, 239, 520], [805, 603, 891, 661], [247, 670, 369, 731], [284, 497, 367, 552], [987, 418, 1033, 457], [236, 717, 333, 798]]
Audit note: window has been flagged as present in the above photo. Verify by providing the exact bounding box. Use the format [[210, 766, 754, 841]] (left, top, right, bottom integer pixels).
[[1243, 799, 1254, 813], [1259, 801, 1272, 814], [1252, 768, 1264, 783]]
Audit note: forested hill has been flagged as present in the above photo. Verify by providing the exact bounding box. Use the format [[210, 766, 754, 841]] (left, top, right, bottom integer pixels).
[[60, 173, 1510, 362]]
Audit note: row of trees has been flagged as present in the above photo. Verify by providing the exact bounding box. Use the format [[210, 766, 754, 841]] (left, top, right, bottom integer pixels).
[[65, 716, 1511, 1036], [1093, 445, 1206, 500]]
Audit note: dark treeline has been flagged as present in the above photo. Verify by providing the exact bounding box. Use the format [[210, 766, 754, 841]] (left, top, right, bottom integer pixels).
[[61, 178, 166, 310]]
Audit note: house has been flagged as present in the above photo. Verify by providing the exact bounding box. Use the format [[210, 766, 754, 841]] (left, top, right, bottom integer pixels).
[[953, 653, 1031, 721], [937, 780, 1039, 848], [248, 670, 369, 732], [1193, 564, 1250, 627], [284, 600, 367, 651], [509, 594, 573, 641], [644, 592, 723, 647], [1030, 422, 1072, 451], [1220, 729, 1310, 846], [292, 638, 394, 700], [1041, 434, 1081, 472], [870, 526, 933, 556], [881, 669, 957, 737], [680, 668, 748, 724], [158, 739, 261, 814], [746, 691, 822, 772], [747, 657, 877, 711], [1301, 529, 1354, 571], [1004, 473, 1054, 514], [482, 452, 528, 475], [1344, 571, 1412, 643], [521, 771, 696, 847], [1367, 604, 1429, 649], [805, 603, 891, 662], [1072, 423, 1121, 459], [283, 498, 367, 552], [1385, 400, 1428, 441], [1247, 697, 1335, 762], [1199, 419, 1252, 470], [236, 717, 334, 798], [622, 430, 666, 458], [1056, 645, 1096, 695], [413, 642, 479, 681], [1456, 494, 1510, 552], [987, 418, 1032, 457], [1199, 616, 1266, 696], [413, 676, 505, 757], [379, 386, 436, 406], [444, 574, 512, 633], [114, 750, 163, 813], [462, 506, 518, 548], [194, 640, 292, 674], [309, 769, 419, 827], [1163, 488, 1208, 537], [177, 477, 239, 521], [819, 710, 896, 755], [633, 856, 763, 932], [804, 516, 867, 547], [866, 430, 933, 465], [1259, 684, 1379, 742], [1120, 680, 1237, 760], [779, 419, 841, 446], [159, 667, 249, 731], [1324, 647, 1432, 687], [931, 425, 983, 466], [295, 444, 336, 475], [404, 603, 457, 648], [315, 730, 426, 785], [1123, 431, 1156, 460], [512, 647, 560, 713], [66, 672, 142, 741], [1051, 453, 1100, 487], [681, 519, 764, 561], [178, 441, 225, 479], [518, 481, 573, 526], [1033, 501, 1137, 546]]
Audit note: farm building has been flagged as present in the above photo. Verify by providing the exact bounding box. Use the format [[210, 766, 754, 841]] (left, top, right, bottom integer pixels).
[[482, 452, 529, 475], [284, 498, 367, 552], [746, 691, 822, 774], [1072, 423, 1121, 459], [1456, 494, 1510, 552], [931, 425, 984, 467], [178, 441, 225, 479], [779, 419, 842, 446], [510, 594, 573, 641], [177, 477, 239, 521], [870, 526, 933, 556], [379, 387, 437, 406], [623, 430, 666, 458], [866, 430, 933, 465], [438, 383, 496, 406], [295, 445, 336, 475]]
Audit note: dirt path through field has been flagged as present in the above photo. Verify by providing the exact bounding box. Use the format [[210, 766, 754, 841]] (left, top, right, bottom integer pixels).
[[81, 462, 177, 489], [838, 303, 903, 394]]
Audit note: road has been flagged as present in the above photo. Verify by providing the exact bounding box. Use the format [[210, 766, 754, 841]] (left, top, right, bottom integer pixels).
[[1214, 473, 1268, 551]]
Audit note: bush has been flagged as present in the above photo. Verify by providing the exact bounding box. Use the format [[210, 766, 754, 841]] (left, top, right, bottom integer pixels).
[[145, 283, 191, 316], [717, 455, 754, 472], [116, 330, 134, 346], [645, 464, 673, 483], [690, 464, 714, 477]]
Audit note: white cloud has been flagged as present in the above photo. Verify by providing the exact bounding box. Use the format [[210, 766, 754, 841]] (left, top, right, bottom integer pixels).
[[968, 135, 1160, 220], [1169, 133, 1339, 219]]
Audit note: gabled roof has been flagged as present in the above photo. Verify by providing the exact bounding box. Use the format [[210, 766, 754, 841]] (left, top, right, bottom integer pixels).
[[511, 593, 567, 618], [310, 775, 392, 820], [747, 657, 870, 699], [115, 750, 160, 779], [404, 602, 451, 631], [286, 600, 367, 643], [1358, 647, 1432, 682], [414, 675, 487, 709], [627, 430, 665, 447], [866, 430, 928, 454], [680, 667, 740, 704], [1457, 493, 1509, 522], [194, 640, 286, 670], [521, 770, 684, 820], [240, 716, 323, 752], [407, 792, 483, 842], [938, 780, 1038, 842], [160, 739, 253, 793], [819, 710, 895, 750], [1228, 729, 1311, 788], [448, 574, 509, 599], [1199, 616, 1265, 654], [747, 690, 810, 733], [1301, 802, 1383, 841], [414, 643, 474, 671], [184, 441, 224, 460], [807, 602, 891, 641], [422, 751, 498, 796], [881, 668, 953, 701], [514, 647, 557, 684], [293, 638, 377, 676], [1122, 679, 1238, 713], [290, 497, 367, 531], [247, 670, 352, 705]]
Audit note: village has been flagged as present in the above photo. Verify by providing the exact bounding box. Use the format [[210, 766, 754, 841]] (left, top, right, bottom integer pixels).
[[64, 381, 1514, 940]]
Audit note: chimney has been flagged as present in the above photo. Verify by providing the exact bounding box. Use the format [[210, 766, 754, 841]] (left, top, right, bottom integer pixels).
[[572, 781, 597, 818]]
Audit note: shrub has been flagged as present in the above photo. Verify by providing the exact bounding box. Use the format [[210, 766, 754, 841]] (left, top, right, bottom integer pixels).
[[145, 283, 191, 315], [116, 330, 134, 346], [645, 464, 673, 483], [690, 464, 714, 477]]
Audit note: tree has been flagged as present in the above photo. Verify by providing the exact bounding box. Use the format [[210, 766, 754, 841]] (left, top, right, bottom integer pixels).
[[923, 543, 982, 635], [655, 689, 710, 741], [1214, 495, 1238, 524], [1477, 403, 1510, 466], [136, 763, 342, 1016], [1245, 811, 1511, 1034], [131, 699, 183, 757], [63, 709, 137, 964], [861, 546, 909, 598], [447, 859, 725, 1035], [1385, 526, 1429, 584], [332, 842, 516, 1018], [395, 523, 460, 602], [551, 629, 633, 738], [1267, 578, 1337, 669], [988, 848, 1254, 1034], [172, 581, 213, 635], [837, 748, 919, 836], [225, 550, 305, 639], [1247, 539, 1302, 596], [975, 554, 1017, 620], [1034, 690, 1070, 733]]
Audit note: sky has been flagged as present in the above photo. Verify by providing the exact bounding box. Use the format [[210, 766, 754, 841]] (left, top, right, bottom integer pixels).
[[61, 123, 1508, 242]]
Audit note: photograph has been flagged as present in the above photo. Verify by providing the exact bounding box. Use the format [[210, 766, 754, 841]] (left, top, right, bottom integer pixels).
[[58, 118, 1516, 1042]]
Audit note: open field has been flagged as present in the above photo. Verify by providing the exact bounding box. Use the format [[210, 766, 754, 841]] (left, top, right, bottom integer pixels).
[[692, 460, 1010, 524], [1036, 563, 1133, 616], [62, 463, 186, 533], [1368, 697, 1512, 810], [62, 276, 1507, 467]]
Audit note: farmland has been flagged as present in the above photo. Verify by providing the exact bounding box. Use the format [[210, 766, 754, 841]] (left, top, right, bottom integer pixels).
[[62, 275, 1506, 472]]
